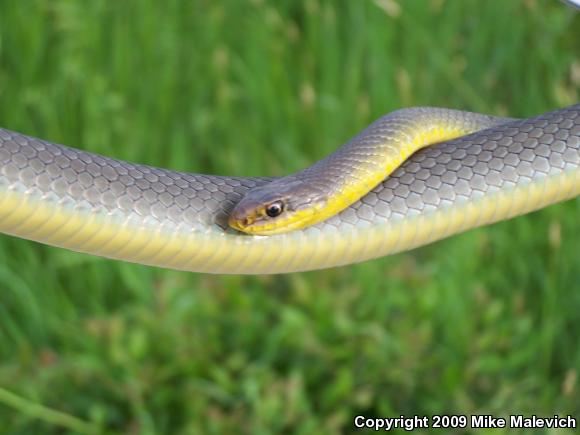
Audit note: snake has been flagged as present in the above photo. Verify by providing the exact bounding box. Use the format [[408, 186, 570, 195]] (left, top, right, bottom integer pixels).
[[0, 104, 578, 274]]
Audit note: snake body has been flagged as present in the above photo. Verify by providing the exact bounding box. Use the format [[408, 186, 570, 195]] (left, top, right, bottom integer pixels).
[[0, 105, 578, 274]]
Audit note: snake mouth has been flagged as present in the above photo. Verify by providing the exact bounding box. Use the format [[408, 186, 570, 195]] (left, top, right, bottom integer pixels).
[[228, 204, 257, 231], [228, 204, 321, 235], [228, 214, 254, 232]]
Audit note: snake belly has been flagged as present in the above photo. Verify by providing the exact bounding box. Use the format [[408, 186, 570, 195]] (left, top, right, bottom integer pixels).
[[0, 105, 578, 274]]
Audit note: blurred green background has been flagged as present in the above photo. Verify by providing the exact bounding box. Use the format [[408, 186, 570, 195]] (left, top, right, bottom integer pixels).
[[0, 0, 579, 433]]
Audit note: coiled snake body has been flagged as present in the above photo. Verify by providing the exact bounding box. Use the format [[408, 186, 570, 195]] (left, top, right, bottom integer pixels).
[[0, 105, 578, 274]]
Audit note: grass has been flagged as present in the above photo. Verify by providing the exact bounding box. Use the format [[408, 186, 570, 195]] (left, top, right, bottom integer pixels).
[[0, 0, 579, 433]]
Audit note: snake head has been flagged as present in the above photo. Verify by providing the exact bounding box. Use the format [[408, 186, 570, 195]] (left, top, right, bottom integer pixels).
[[229, 179, 327, 235]]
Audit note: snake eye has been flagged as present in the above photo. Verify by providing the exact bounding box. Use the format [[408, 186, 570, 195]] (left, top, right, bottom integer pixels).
[[265, 201, 284, 218]]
